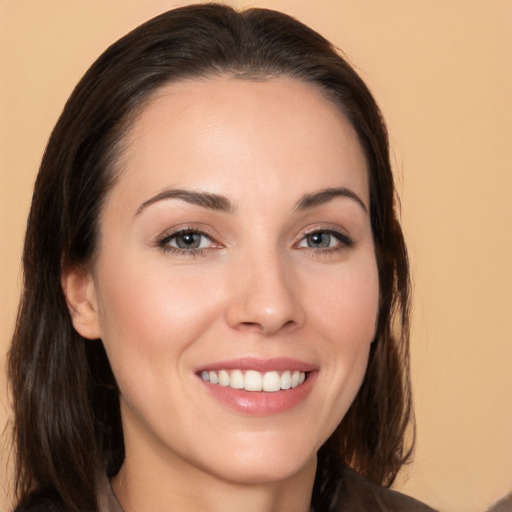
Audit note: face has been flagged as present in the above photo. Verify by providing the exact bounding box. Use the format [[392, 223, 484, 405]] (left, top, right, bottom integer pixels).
[[72, 77, 379, 486]]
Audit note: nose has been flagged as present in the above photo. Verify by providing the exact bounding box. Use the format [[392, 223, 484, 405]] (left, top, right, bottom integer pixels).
[[225, 250, 305, 336]]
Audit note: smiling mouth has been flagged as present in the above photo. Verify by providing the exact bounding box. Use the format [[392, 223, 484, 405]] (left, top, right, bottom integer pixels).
[[200, 369, 307, 392]]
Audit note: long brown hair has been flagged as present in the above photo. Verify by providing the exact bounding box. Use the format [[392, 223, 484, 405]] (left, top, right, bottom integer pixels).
[[8, 4, 412, 511]]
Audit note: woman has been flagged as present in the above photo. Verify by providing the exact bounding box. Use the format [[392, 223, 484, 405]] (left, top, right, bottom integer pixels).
[[8, 4, 435, 511]]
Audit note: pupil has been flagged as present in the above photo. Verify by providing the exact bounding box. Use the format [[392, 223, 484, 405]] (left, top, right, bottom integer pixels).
[[308, 232, 329, 248], [177, 233, 200, 249]]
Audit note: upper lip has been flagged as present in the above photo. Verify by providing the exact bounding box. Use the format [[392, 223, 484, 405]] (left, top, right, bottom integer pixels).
[[196, 357, 317, 374]]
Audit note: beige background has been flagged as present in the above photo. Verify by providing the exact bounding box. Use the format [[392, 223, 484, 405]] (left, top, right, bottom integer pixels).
[[1, 1, 511, 511]]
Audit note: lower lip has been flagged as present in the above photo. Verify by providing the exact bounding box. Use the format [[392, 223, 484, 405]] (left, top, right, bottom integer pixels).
[[199, 371, 317, 416]]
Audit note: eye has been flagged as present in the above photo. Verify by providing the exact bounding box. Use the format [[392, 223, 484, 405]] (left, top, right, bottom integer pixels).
[[170, 231, 211, 249], [297, 230, 353, 250], [158, 229, 216, 253]]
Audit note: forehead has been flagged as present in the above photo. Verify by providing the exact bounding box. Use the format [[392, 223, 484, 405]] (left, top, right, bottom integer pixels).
[[111, 76, 369, 209]]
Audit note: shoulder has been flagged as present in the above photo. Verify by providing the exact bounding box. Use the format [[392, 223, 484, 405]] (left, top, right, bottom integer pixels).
[[12, 489, 68, 512], [487, 493, 512, 512], [336, 468, 437, 512]]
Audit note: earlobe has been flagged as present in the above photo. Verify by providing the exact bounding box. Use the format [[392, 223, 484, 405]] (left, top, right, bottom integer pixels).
[[61, 267, 102, 340]]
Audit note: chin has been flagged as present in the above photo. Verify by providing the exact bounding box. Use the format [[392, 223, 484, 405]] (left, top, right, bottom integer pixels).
[[213, 455, 316, 486], [198, 433, 319, 485]]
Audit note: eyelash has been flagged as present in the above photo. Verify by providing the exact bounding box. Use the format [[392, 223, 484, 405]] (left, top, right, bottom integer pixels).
[[296, 228, 354, 253], [157, 228, 218, 257], [156, 227, 354, 257]]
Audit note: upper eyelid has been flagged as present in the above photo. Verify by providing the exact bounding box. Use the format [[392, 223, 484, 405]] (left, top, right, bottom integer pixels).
[[157, 225, 219, 244], [157, 229, 220, 255], [294, 225, 355, 249], [155, 223, 353, 246], [163, 230, 212, 243], [295, 224, 351, 240]]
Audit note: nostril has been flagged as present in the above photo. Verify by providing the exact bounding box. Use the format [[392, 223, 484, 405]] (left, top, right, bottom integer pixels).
[[238, 321, 264, 333], [237, 319, 298, 336], [281, 319, 298, 332]]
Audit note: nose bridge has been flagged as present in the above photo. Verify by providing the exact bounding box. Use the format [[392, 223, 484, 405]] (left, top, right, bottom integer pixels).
[[226, 245, 304, 335]]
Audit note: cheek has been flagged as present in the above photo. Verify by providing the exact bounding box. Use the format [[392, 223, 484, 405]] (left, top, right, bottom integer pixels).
[[307, 255, 380, 347], [93, 260, 220, 385], [303, 254, 379, 427], [92, 263, 228, 441]]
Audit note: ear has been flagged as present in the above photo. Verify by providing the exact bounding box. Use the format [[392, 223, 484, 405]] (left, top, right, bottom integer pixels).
[[61, 266, 102, 340]]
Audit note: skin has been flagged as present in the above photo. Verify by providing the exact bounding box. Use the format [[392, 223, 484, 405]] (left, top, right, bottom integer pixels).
[[64, 76, 380, 512]]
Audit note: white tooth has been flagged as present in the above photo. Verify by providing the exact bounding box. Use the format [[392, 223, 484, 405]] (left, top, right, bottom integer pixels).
[[218, 370, 230, 386], [244, 370, 262, 391], [262, 371, 281, 392], [230, 370, 244, 389], [280, 371, 292, 390], [206, 369, 306, 391]]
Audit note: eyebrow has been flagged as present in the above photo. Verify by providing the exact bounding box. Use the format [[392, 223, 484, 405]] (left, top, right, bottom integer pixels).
[[294, 187, 368, 212], [135, 185, 367, 216], [135, 188, 235, 216]]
